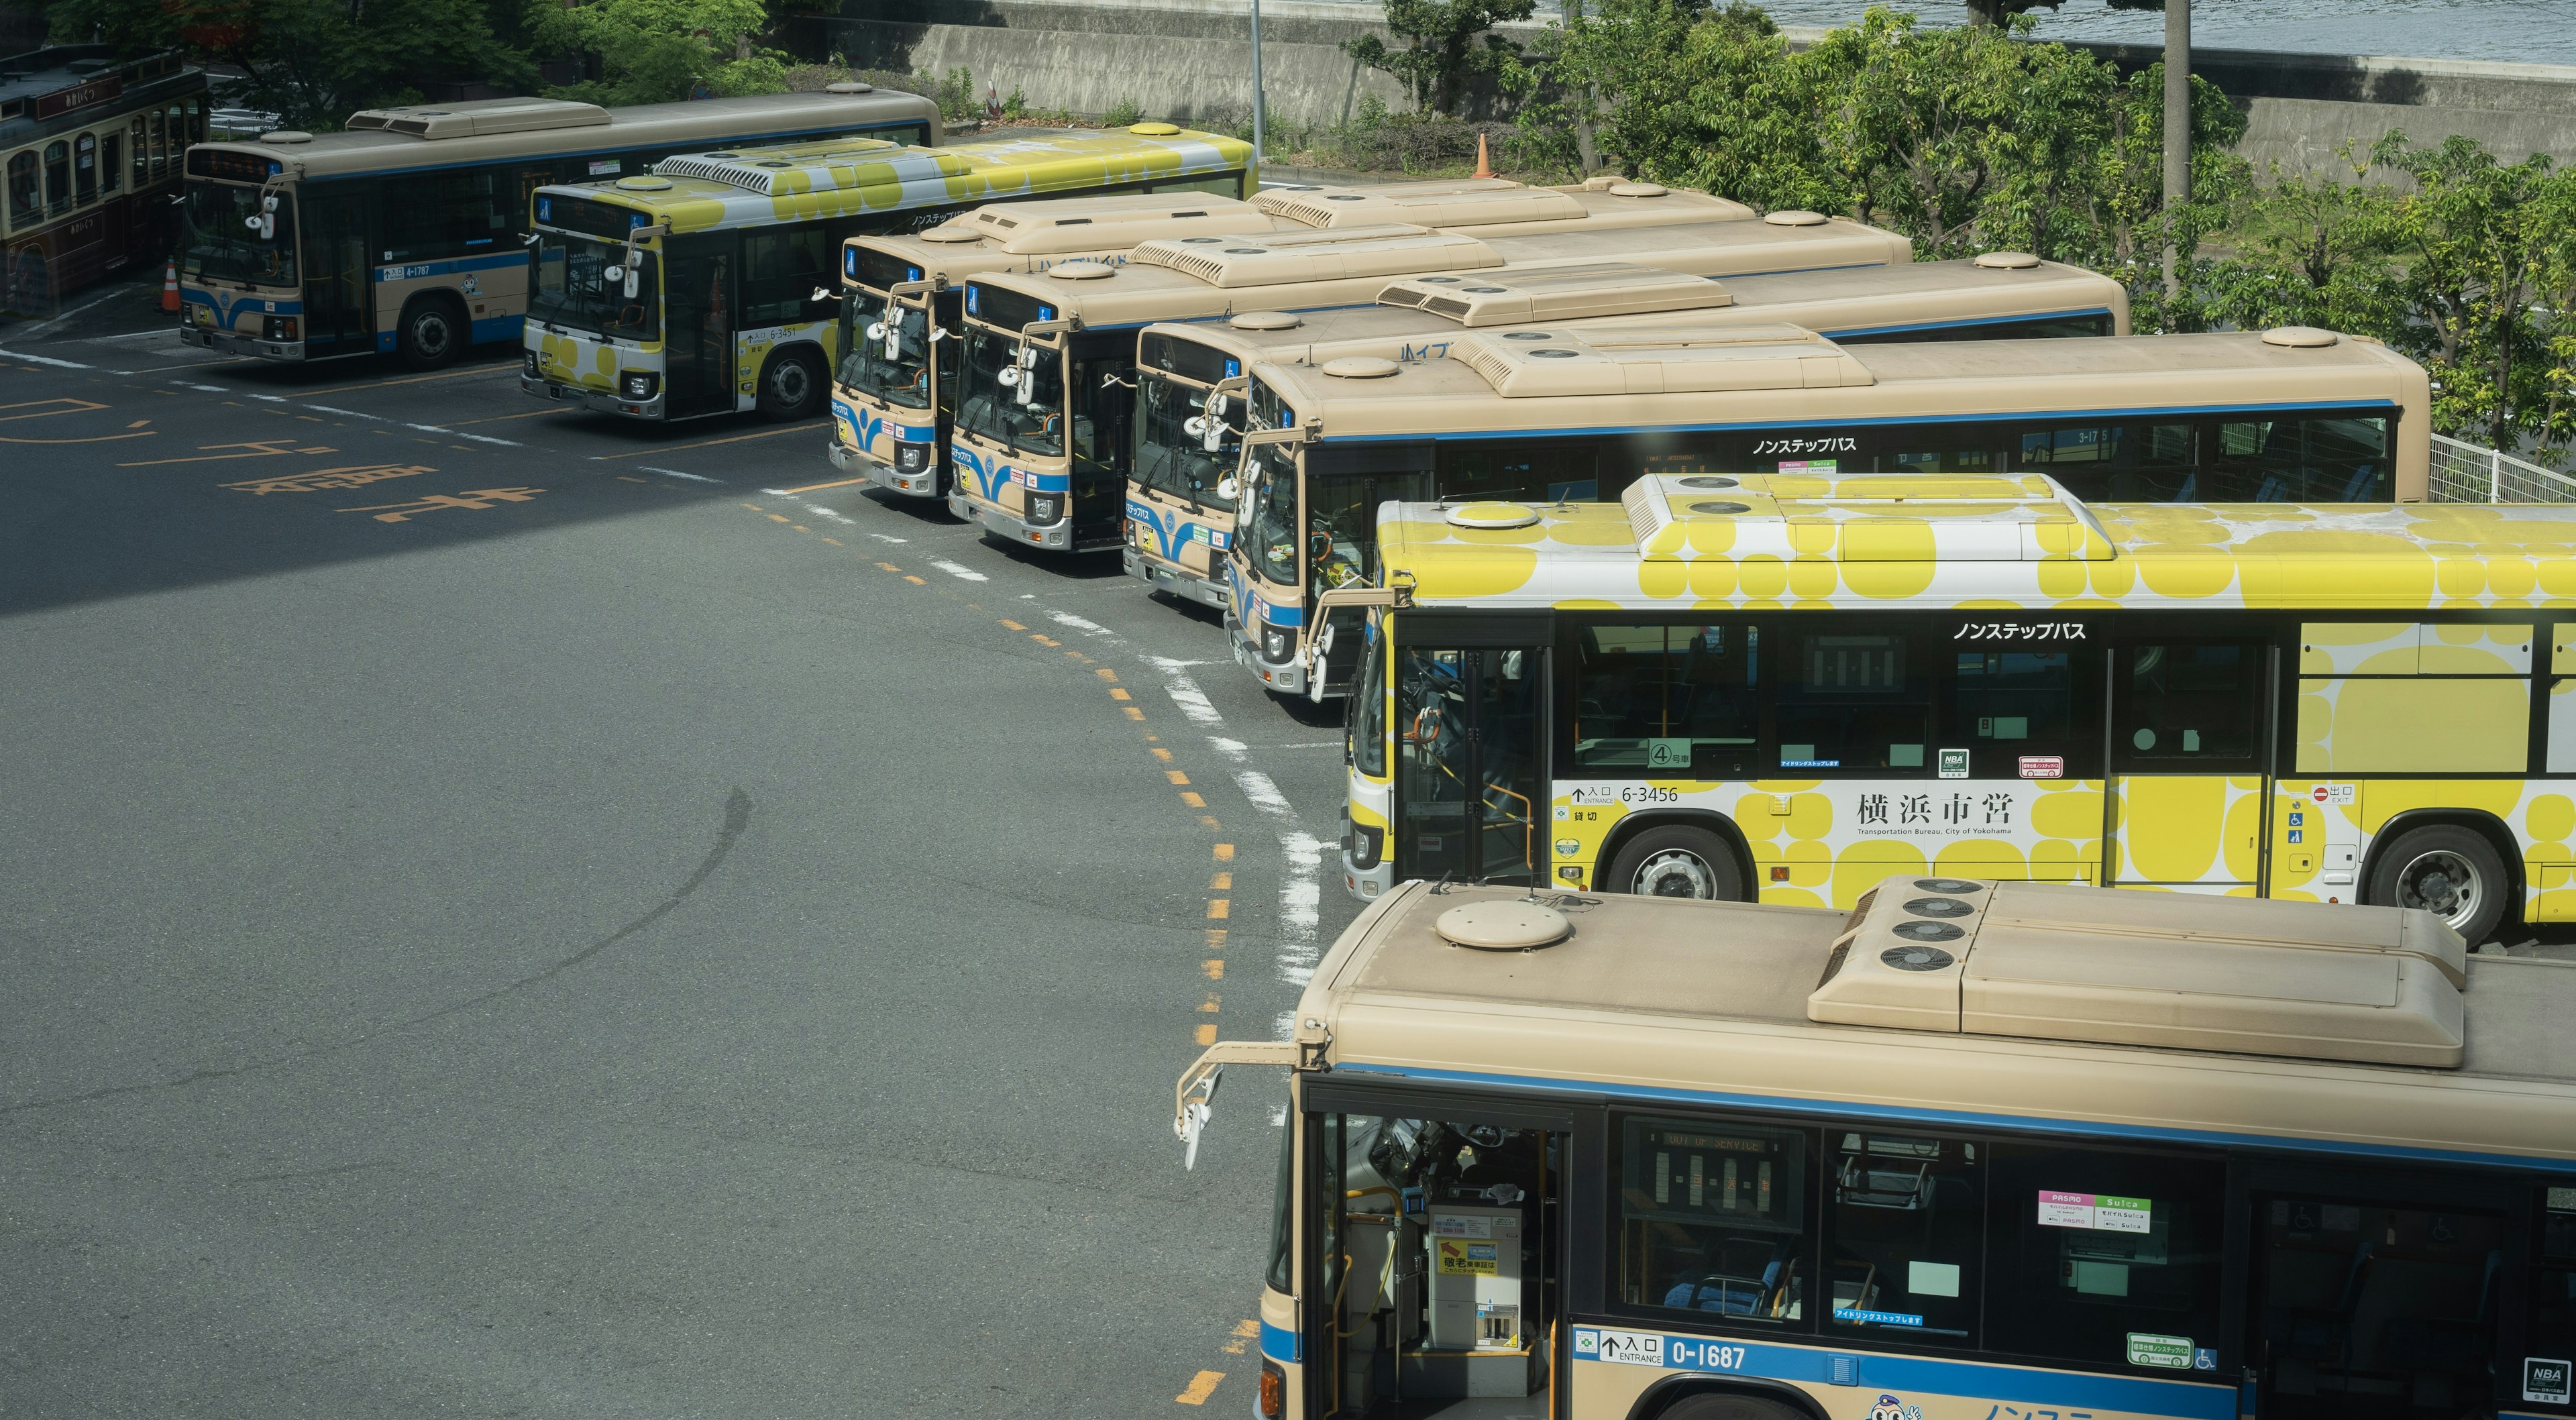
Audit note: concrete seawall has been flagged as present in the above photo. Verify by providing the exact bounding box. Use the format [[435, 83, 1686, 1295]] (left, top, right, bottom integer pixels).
[[812, 0, 2576, 178]]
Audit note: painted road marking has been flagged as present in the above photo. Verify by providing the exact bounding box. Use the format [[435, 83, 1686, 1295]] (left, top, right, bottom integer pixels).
[[302, 404, 385, 421], [3, 349, 97, 370], [641, 466, 721, 484], [1176, 1370, 1225, 1405], [590, 419, 820, 459], [928, 557, 987, 582], [223, 464, 434, 495], [402, 422, 520, 447], [338, 486, 543, 523], [775, 476, 869, 493], [0, 396, 108, 421]]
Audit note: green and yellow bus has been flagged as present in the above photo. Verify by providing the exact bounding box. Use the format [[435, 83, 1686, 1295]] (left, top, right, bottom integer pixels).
[[1328, 474, 2571, 950], [1126, 253, 2128, 610], [523, 122, 1251, 423], [1175, 875, 2575, 1420], [833, 178, 1755, 499]]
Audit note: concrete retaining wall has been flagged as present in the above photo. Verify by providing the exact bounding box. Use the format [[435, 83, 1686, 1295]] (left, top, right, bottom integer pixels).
[[809, 0, 2576, 176]]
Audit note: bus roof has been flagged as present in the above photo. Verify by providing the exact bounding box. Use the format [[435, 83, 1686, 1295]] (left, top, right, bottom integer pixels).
[[1246, 325, 2424, 439], [963, 217, 1917, 330], [1372, 472, 2576, 612], [1253, 176, 1755, 235], [843, 178, 1758, 290], [1302, 880, 2574, 1171], [185, 89, 943, 182], [1134, 256, 2126, 366], [537, 125, 1253, 236]]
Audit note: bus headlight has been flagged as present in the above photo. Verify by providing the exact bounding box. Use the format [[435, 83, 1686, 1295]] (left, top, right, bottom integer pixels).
[[1348, 822, 1384, 869], [894, 440, 930, 473], [1026, 492, 1063, 525], [1263, 628, 1290, 661], [262, 315, 297, 341], [621, 372, 659, 400], [523, 349, 539, 377]]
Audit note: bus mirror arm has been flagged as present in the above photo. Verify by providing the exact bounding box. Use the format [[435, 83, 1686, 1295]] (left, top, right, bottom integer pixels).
[[1171, 1024, 1332, 1169]]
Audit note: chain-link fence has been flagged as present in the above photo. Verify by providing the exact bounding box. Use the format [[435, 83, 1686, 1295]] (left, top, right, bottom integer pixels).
[[2427, 433, 2576, 503]]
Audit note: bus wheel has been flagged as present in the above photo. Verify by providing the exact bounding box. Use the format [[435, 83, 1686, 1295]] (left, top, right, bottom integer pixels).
[[1606, 826, 1743, 901], [1656, 1393, 1806, 1420], [396, 295, 466, 371], [2367, 824, 2507, 946], [757, 347, 823, 421]]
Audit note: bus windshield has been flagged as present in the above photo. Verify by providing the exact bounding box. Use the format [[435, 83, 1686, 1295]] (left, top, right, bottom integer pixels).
[[956, 326, 1065, 457], [1240, 441, 1300, 586], [839, 289, 932, 409], [180, 180, 296, 288], [1134, 371, 1238, 510], [530, 232, 658, 341]]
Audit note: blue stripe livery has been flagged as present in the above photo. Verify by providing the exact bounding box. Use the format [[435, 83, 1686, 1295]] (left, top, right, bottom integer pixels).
[[373, 252, 531, 282], [953, 443, 1065, 501], [1572, 1327, 2232, 1420], [1260, 1318, 1301, 1364]]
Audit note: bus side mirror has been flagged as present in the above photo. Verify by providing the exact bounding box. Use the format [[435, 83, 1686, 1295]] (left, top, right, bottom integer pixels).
[[1216, 476, 1240, 502], [623, 264, 641, 300]]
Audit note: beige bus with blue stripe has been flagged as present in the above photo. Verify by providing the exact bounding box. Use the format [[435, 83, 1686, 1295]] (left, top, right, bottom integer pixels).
[[1173, 875, 2576, 1420], [176, 87, 937, 369]]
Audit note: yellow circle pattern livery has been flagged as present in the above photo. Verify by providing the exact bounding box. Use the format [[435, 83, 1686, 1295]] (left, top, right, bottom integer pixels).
[[1340, 474, 2576, 948]]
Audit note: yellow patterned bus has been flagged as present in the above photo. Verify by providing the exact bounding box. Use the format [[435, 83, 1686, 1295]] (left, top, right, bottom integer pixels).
[[1231, 324, 2430, 702], [1127, 254, 2127, 610], [523, 122, 1250, 423], [833, 178, 1755, 500], [1326, 474, 2574, 949], [1174, 875, 2576, 1420]]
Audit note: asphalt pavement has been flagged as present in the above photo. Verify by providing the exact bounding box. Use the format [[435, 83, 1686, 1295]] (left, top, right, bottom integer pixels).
[[1, 272, 1362, 1417]]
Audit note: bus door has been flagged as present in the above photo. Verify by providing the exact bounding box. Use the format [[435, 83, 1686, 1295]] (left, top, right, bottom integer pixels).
[[1307, 452, 1431, 695], [662, 235, 736, 419], [2106, 638, 2273, 893], [1069, 335, 1133, 545], [1395, 620, 1546, 885], [2243, 1160, 2516, 1420], [1300, 1079, 1588, 1419]]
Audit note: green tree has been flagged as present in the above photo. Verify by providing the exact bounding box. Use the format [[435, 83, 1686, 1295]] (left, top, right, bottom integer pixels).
[[2192, 144, 2406, 339], [2371, 132, 2576, 450], [51, 0, 535, 130], [533, 0, 787, 107], [1342, 0, 1538, 117], [1803, 11, 2115, 259]]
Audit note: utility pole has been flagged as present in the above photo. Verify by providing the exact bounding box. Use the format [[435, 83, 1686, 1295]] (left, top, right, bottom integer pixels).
[[1251, 0, 1266, 168], [2162, 0, 2190, 302]]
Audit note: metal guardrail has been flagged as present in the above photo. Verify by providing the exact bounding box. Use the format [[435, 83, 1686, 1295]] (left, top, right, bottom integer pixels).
[[2427, 433, 2576, 503]]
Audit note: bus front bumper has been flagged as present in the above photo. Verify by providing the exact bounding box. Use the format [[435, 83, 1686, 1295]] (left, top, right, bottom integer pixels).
[[833, 439, 942, 497], [1124, 549, 1228, 609], [181, 325, 303, 361], [523, 375, 665, 421], [951, 492, 1073, 550], [1228, 614, 1307, 696]]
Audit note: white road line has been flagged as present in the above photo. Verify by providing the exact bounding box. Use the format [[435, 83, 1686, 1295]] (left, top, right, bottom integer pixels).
[[301, 404, 383, 420], [403, 421, 519, 447], [176, 382, 227, 392], [91, 327, 187, 341], [929, 557, 988, 582], [643, 466, 721, 484], [248, 394, 287, 402], [1148, 661, 1333, 1003], [1046, 610, 1115, 639], [4, 349, 96, 370], [11, 290, 123, 339], [867, 533, 907, 543]]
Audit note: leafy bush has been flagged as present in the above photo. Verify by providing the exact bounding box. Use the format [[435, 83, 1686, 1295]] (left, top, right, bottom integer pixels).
[[1100, 97, 1145, 128]]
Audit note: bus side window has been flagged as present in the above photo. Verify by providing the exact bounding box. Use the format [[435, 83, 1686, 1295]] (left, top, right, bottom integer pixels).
[[1944, 645, 2100, 779], [1983, 1142, 2225, 1368], [2010, 420, 2196, 501], [100, 133, 120, 196], [2214, 415, 2392, 502], [5, 152, 35, 229], [1567, 622, 1759, 778], [740, 227, 830, 328], [1775, 632, 1931, 774], [1826, 1132, 1982, 1345], [1615, 1117, 1812, 1326], [2534, 1187, 2576, 1384], [43, 140, 68, 215], [2115, 642, 2266, 770]]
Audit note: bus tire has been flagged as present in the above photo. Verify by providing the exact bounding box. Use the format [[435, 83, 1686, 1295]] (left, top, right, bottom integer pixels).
[[1605, 825, 1744, 901], [396, 294, 467, 371], [757, 345, 824, 421], [2365, 822, 2508, 946], [1655, 1393, 1808, 1420]]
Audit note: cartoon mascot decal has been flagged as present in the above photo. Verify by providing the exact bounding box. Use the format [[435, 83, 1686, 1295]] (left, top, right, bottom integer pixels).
[[1867, 1395, 1925, 1420]]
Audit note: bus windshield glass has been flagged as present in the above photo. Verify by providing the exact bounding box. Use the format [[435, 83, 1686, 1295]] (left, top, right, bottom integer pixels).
[[957, 325, 1066, 457], [841, 290, 932, 408], [530, 232, 658, 341], [1241, 440, 1300, 586], [1135, 333, 1240, 510], [180, 180, 296, 288]]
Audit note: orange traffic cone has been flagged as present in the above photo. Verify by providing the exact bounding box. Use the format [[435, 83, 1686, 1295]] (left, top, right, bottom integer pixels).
[[161, 256, 180, 312], [1472, 131, 1495, 179]]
